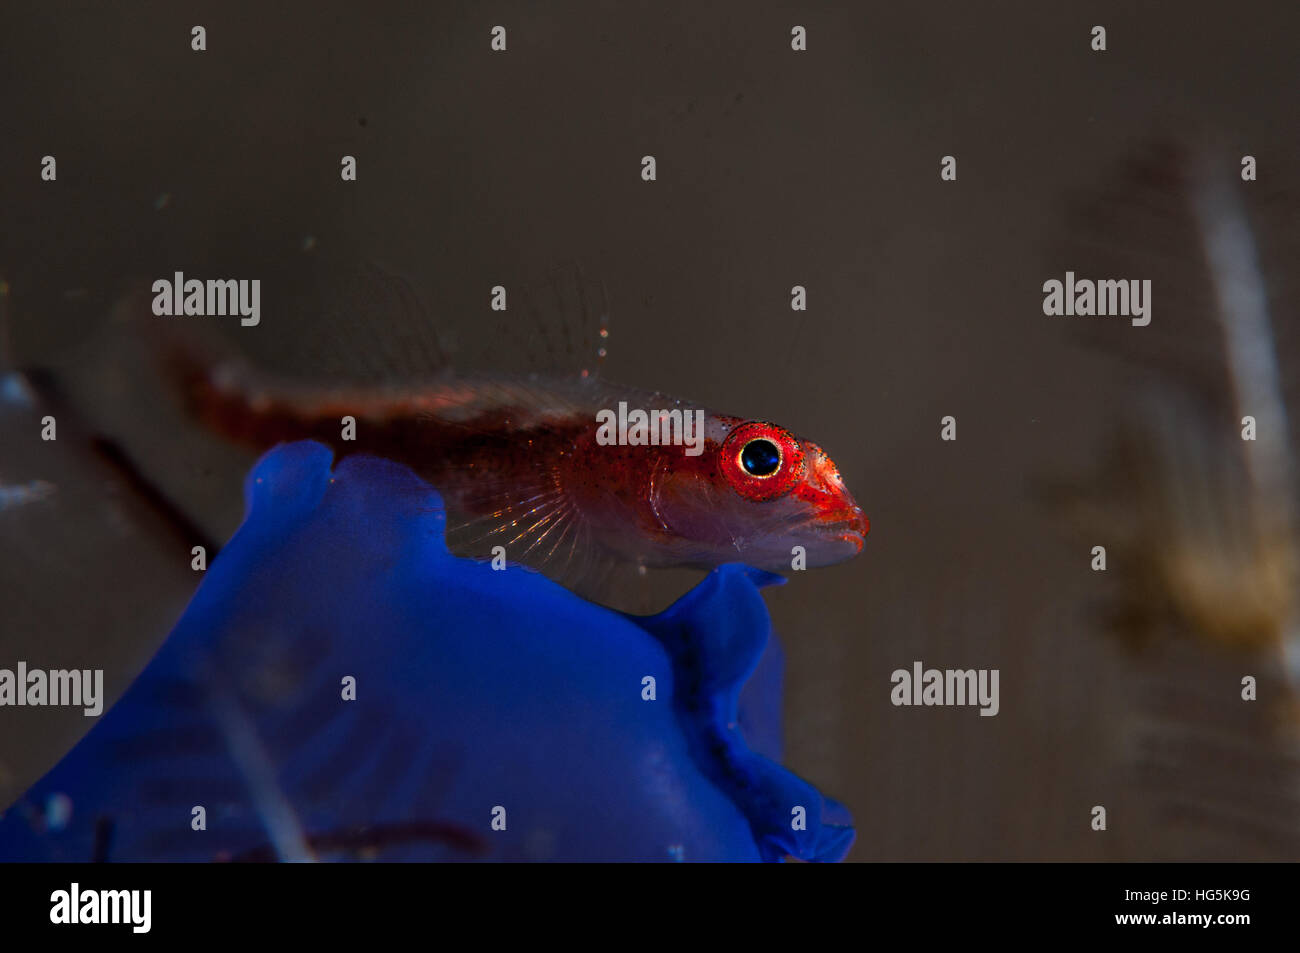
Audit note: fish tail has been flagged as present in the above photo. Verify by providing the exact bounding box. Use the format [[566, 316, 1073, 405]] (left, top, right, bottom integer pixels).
[[134, 296, 347, 449]]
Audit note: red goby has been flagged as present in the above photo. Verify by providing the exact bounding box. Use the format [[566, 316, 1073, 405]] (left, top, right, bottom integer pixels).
[[175, 356, 867, 581], [154, 262, 868, 586]]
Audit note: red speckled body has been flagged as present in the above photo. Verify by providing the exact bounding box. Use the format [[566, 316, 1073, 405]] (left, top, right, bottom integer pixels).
[[178, 357, 868, 579]]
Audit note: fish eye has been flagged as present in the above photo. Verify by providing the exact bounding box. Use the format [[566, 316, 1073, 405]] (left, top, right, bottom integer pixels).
[[719, 421, 807, 502], [739, 438, 782, 477]]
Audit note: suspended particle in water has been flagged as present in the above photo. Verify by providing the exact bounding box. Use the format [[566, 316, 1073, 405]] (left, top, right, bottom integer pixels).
[[45, 792, 73, 831]]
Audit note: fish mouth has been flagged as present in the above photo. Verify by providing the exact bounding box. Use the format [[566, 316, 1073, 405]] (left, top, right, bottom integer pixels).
[[810, 508, 869, 551]]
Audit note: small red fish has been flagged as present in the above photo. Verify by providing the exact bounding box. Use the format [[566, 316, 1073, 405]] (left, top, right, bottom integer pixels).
[[154, 270, 868, 587]]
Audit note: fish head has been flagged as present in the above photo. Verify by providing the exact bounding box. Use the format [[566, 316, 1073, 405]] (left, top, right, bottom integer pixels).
[[651, 418, 868, 571]]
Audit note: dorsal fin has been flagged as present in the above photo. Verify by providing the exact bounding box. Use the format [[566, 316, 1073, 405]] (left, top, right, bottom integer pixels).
[[132, 256, 611, 391], [459, 260, 612, 381]]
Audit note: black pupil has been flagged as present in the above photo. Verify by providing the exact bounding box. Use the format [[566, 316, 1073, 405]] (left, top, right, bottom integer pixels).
[[740, 439, 781, 477]]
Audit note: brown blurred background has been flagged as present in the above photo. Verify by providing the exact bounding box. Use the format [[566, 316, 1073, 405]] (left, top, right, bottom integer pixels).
[[2, 1, 1299, 860]]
